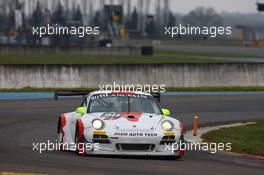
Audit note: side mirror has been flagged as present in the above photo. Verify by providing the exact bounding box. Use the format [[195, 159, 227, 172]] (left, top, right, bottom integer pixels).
[[162, 108, 171, 116], [76, 107, 87, 115]]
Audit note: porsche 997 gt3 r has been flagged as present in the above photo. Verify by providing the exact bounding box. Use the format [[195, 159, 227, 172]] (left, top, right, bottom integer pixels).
[[57, 91, 185, 158]]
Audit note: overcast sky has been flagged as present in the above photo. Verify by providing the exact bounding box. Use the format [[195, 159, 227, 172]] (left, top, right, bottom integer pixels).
[[170, 0, 259, 14], [111, 0, 261, 14]]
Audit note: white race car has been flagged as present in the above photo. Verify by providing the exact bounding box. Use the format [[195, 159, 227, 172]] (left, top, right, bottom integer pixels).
[[57, 90, 184, 158]]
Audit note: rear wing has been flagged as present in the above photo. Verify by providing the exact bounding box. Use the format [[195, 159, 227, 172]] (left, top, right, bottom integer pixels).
[[54, 90, 92, 100], [54, 90, 161, 102], [151, 92, 161, 103]]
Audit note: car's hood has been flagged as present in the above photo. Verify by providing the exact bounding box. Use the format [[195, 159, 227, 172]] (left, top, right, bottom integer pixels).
[[84, 112, 164, 130]]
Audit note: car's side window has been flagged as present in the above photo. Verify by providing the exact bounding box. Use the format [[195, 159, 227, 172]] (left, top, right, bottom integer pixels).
[[79, 97, 87, 107]]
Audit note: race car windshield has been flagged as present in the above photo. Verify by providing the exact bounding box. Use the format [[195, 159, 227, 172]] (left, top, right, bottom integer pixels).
[[88, 95, 162, 114]]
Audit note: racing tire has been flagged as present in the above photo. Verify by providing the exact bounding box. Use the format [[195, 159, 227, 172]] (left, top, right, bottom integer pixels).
[[175, 135, 185, 160], [58, 119, 63, 143], [58, 117, 65, 150], [75, 123, 86, 156]]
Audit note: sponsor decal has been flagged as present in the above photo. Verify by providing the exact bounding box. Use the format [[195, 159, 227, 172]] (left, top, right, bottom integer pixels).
[[114, 132, 158, 137], [91, 93, 150, 100], [90, 93, 110, 100], [99, 112, 142, 122], [100, 113, 123, 120]]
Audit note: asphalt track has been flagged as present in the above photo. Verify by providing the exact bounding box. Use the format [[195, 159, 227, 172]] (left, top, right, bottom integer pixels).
[[156, 45, 264, 56], [156, 45, 264, 62], [0, 95, 263, 175]]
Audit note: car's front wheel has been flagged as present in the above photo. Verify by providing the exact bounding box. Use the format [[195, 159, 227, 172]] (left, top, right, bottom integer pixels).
[[57, 117, 65, 150], [176, 135, 185, 159], [75, 122, 86, 156]]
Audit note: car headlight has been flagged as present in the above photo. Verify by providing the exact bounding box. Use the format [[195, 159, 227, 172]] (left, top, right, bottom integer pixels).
[[92, 119, 104, 130], [161, 120, 173, 131]]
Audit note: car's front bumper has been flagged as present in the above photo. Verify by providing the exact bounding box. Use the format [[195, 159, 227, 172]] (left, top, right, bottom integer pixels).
[[83, 137, 183, 156], [81, 128, 184, 157]]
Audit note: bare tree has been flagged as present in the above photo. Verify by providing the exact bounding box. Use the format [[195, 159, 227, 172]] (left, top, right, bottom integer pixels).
[[0, 0, 10, 15], [100, 0, 105, 9], [88, 0, 94, 19], [163, 0, 170, 24], [126, 0, 131, 20], [145, 0, 150, 15], [118, 0, 124, 5], [183, 7, 222, 26], [137, 0, 144, 33], [64, 0, 70, 13]]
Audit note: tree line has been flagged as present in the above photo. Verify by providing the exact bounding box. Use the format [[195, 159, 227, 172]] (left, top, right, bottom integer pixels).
[[0, 0, 222, 42]]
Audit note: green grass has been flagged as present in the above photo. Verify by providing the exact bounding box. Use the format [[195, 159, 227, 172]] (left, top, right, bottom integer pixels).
[[155, 49, 264, 58], [202, 122, 264, 156], [159, 40, 240, 46], [130, 38, 241, 47], [1, 86, 264, 92], [0, 54, 232, 64]]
